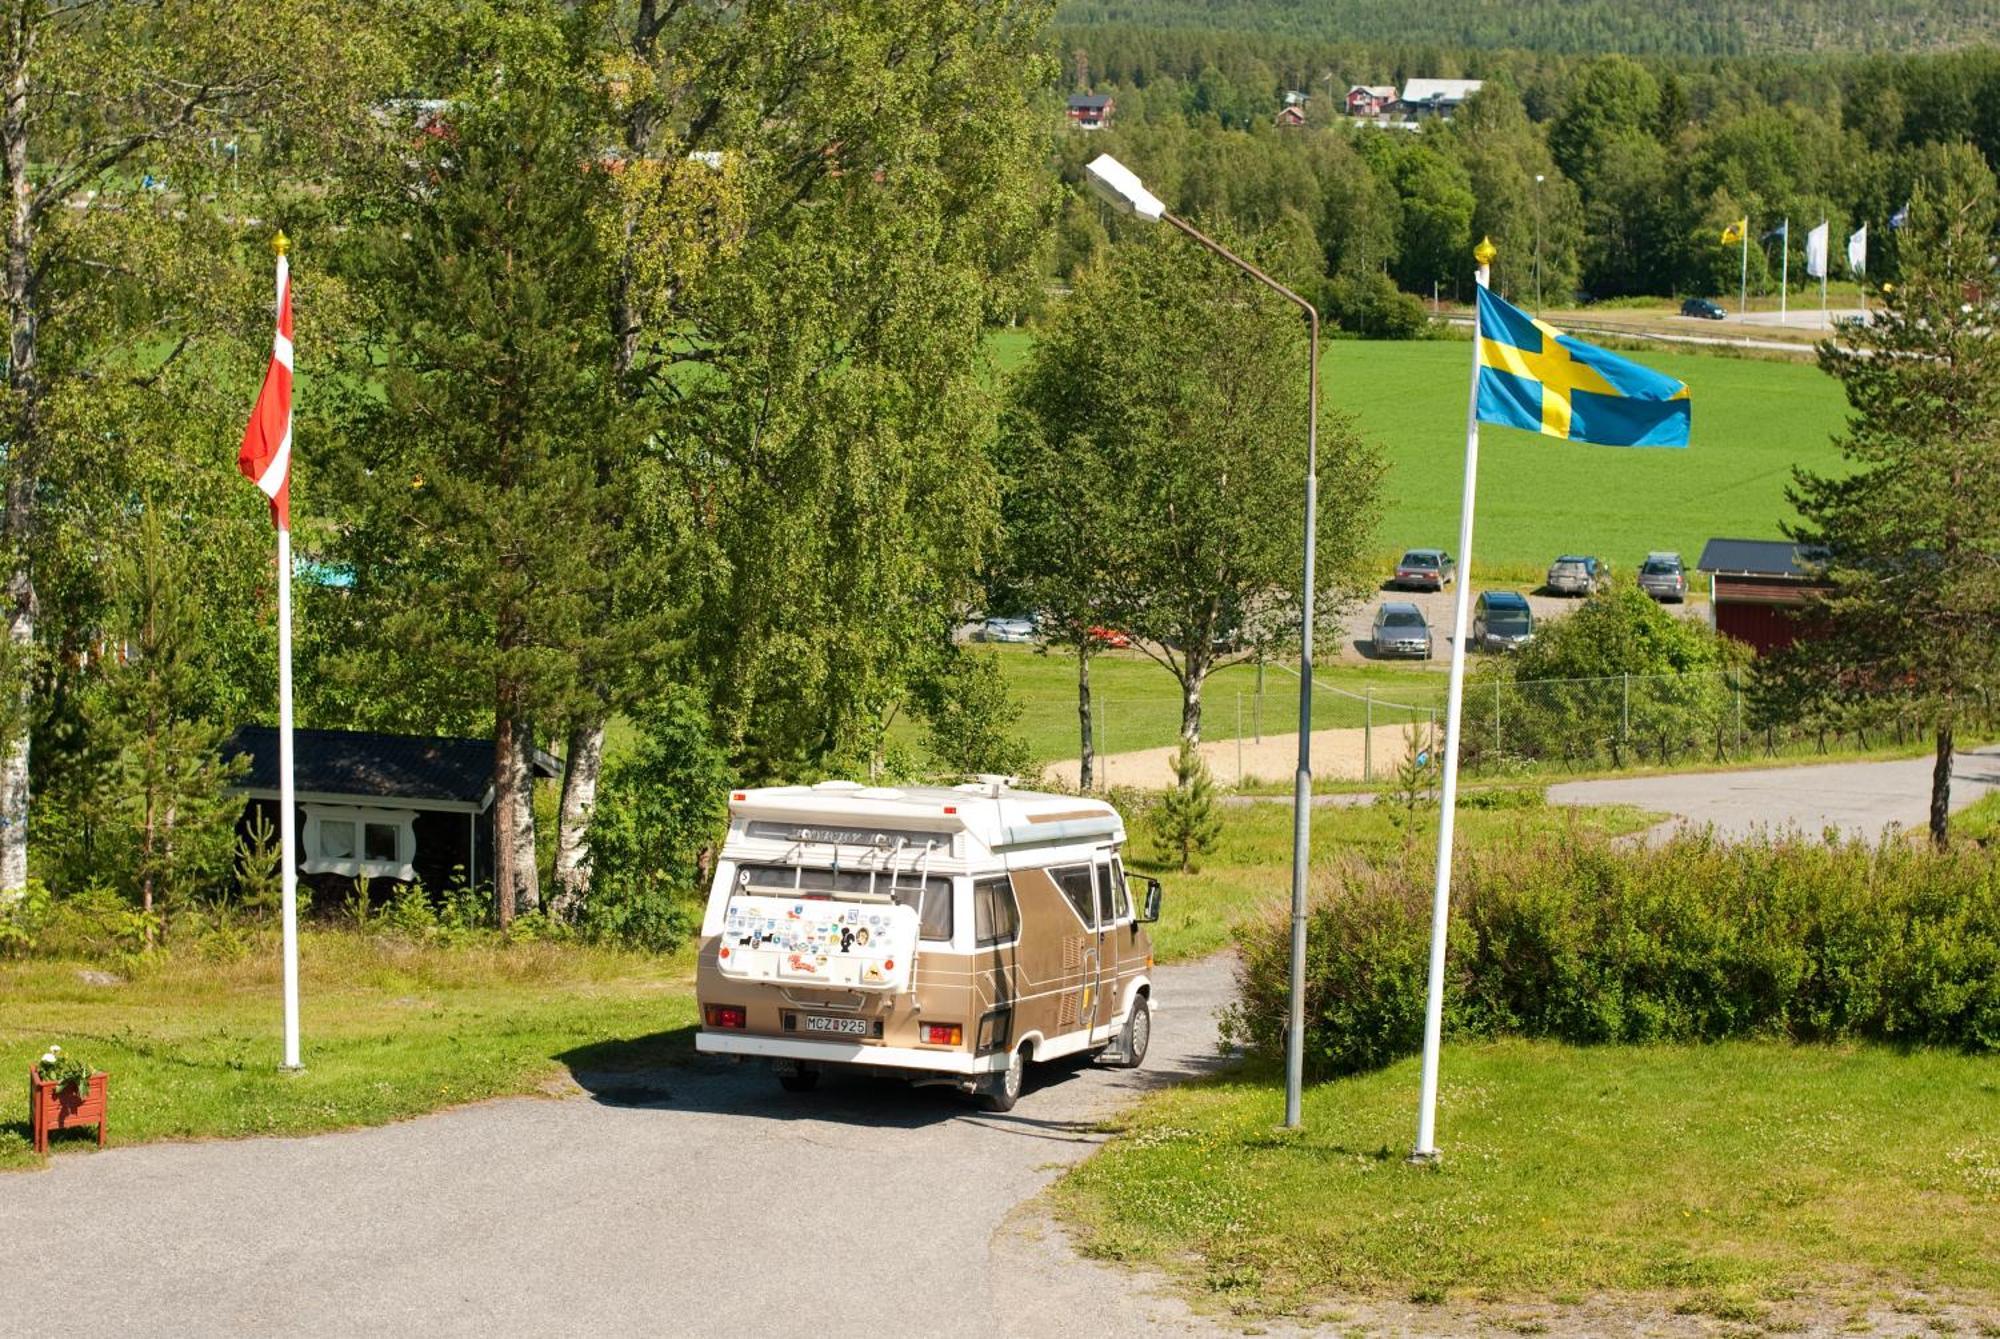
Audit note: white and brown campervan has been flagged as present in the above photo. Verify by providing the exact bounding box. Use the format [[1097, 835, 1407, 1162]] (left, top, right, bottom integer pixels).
[[694, 778, 1162, 1111]]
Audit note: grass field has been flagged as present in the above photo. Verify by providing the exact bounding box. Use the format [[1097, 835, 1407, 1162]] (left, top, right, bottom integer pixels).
[[988, 329, 1851, 584], [954, 643, 1446, 767], [1, 935, 696, 1170], [1057, 1043, 2000, 1323]]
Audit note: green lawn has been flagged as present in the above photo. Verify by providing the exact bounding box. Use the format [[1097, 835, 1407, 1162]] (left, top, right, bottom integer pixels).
[[1131, 792, 1658, 963], [1057, 1042, 2000, 1320], [989, 329, 1851, 585], [2, 934, 695, 1170]]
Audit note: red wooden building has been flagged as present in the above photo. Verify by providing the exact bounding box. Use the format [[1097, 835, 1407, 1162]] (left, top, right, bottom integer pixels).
[[1696, 538, 1831, 656]]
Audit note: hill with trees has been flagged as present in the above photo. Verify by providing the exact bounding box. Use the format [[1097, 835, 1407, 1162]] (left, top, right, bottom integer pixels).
[[1057, 0, 2000, 56]]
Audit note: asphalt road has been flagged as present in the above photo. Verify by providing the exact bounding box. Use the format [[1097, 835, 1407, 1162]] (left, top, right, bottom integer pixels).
[[1549, 744, 2000, 842], [0, 956, 1237, 1339]]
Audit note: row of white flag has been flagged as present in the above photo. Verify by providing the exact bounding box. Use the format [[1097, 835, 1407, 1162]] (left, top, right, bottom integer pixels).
[[1802, 221, 1866, 280]]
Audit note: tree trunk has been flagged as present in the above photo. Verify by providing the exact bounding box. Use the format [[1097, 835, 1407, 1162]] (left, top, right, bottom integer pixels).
[[1179, 650, 1209, 745], [1076, 650, 1093, 791], [492, 698, 541, 922], [1930, 720, 1954, 850], [552, 715, 605, 917], [0, 6, 38, 899]]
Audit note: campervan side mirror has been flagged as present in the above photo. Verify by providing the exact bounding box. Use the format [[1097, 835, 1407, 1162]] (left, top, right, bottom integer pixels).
[[1139, 877, 1162, 923]]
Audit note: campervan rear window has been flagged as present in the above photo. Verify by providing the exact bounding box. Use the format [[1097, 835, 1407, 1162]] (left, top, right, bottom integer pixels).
[[735, 863, 953, 940]]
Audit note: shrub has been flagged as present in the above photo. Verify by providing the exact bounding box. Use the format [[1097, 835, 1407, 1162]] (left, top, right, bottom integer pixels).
[[1320, 272, 1432, 340], [1224, 829, 2000, 1077]]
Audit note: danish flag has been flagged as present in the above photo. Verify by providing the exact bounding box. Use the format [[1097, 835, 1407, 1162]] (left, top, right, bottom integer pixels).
[[238, 240, 293, 530]]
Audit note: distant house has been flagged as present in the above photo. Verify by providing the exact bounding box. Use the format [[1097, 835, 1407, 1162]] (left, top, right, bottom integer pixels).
[[225, 726, 559, 895], [1346, 84, 1398, 117], [1695, 538, 1832, 656], [1399, 78, 1484, 119], [1274, 104, 1307, 129], [1066, 92, 1114, 131]]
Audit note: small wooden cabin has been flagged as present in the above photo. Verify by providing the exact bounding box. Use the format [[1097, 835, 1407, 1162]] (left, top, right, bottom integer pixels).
[[224, 726, 558, 897], [1695, 538, 1832, 656]]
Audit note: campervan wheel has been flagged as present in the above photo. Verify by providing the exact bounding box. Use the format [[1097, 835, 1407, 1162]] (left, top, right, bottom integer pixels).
[[976, 1045, 1026, 1113], [1106, 994, 1150, 1069]]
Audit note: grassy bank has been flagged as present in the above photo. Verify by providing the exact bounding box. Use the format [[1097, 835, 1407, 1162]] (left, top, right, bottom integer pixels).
[[1057, 1042, 2000, 1321], [1129, 794, 1658, 963], [2, 933, 694, 1170]]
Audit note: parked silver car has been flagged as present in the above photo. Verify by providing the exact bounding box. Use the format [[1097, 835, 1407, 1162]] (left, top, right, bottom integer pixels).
[[1545, 554, 1609, 596], [1371, 601, 1434, 659], [979, 616, 1037, 643], [1393, 548, 1456, 591], [1637, 552, 1688, 603]]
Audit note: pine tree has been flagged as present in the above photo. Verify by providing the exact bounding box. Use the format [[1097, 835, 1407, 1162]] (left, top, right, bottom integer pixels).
[[1150, 739, 1223, 872]]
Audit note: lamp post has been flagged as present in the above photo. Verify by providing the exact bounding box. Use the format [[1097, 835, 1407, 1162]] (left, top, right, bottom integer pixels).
[[1533, 174, 1545, 309], [1084, 154, 1320, 1129]]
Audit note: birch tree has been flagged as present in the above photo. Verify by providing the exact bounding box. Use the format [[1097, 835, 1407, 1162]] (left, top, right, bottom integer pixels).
[[0, 0, 389, 895]]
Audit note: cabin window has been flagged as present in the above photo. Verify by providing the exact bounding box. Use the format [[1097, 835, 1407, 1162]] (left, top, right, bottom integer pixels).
[[1051, 865, 1097, 928], [735, 863, 953, 941], [1108, 857, 1132, 921], [319, 820, 356, 861], [974, 876, 1019, 945], [301, 804, 417, 881]]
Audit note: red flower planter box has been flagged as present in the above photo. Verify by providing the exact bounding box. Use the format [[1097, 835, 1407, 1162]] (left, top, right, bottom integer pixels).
[[29, 1068, 108, 1155]]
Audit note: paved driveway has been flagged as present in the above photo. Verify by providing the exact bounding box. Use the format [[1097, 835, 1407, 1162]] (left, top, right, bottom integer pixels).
[[1548, 745, 2000, 842], [0, 956, 1236, 1339]]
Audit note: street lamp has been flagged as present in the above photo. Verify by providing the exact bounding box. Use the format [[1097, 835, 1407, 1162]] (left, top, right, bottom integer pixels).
[[1083, 153, 1321, 1130], [1534, 174, 1545, 309]]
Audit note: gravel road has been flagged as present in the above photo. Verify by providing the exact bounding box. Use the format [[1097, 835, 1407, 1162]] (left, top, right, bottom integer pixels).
[[1549, 745, 2000, 842], [0, 955, 1238, 1339]]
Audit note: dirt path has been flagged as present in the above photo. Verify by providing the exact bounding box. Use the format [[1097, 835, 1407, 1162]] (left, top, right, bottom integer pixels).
[[1043, 723, 1425, 790]]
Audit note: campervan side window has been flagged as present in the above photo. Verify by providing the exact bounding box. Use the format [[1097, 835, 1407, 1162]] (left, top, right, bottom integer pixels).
[[735, 863, 953, 940], [1051, 865, 1096, 928], [1093, 860, 1118, 925], [973, 876, 1019, 945]]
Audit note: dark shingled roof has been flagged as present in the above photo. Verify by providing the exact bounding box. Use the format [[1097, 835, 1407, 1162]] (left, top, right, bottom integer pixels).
[[1696, 538, 1827, 579], [223, 726, 558, 807], [1067, 93, 1113, 110]]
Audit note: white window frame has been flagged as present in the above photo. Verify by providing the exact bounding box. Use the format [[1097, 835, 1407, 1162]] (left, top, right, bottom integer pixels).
[[302, 803, 418, 882]]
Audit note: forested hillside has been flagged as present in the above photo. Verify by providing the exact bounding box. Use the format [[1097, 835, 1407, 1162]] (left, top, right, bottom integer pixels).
[[1059, 0, 2000, 56]]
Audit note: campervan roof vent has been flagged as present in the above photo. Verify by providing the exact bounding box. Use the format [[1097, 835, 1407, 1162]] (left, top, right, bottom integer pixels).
[[964, 774, 1015, 798], [854, 786, 905, 800], [812, 780, 865, 793]]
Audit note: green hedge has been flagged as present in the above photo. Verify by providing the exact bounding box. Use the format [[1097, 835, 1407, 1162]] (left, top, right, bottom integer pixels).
[[1222, 830, 2000, 1077]]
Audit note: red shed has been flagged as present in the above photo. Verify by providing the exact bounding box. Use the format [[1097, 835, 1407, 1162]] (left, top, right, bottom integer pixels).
[[1695, 537, 1831, 656]]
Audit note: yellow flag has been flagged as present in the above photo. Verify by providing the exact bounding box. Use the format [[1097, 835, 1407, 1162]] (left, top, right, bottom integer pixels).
[[1721, 218, 1746, 245]]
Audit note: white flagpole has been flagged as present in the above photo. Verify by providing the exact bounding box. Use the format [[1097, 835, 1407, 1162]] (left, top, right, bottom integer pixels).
[[1779, 218, 1789, 326], [1820, 221, 1829, 329], [274, 234, 301, 1073], [1738, 224, 1748, 317], [1412, 236, 1491, 1163]]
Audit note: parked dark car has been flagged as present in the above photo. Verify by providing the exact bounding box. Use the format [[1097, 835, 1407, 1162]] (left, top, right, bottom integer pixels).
[[1393, 548, 1456, 591], [1680, 297, 1726, 320], [1545, 554, 1608, 596], [1473, 591, 1535, 652], [1371, 602, 1434, 660], [1638, 551, 1688, 602]]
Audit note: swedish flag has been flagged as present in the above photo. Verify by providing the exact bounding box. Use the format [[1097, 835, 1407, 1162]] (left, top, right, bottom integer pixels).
[[1475, 286, 1690, 448]]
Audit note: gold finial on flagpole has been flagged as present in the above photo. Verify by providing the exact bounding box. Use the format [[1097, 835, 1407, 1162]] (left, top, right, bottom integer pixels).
[[273, 229, 290, 257], [1473, 235, 1496, 267]]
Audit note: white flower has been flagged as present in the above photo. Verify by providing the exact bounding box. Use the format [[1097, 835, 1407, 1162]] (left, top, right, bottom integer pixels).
[[49, 1044, 60, 1053], [40, 1052, 55, 1066], [1961, 303, 1974, 314]]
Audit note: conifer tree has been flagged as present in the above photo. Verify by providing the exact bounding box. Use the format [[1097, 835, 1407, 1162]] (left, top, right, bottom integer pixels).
[[1150, 738, 1222, 872]]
